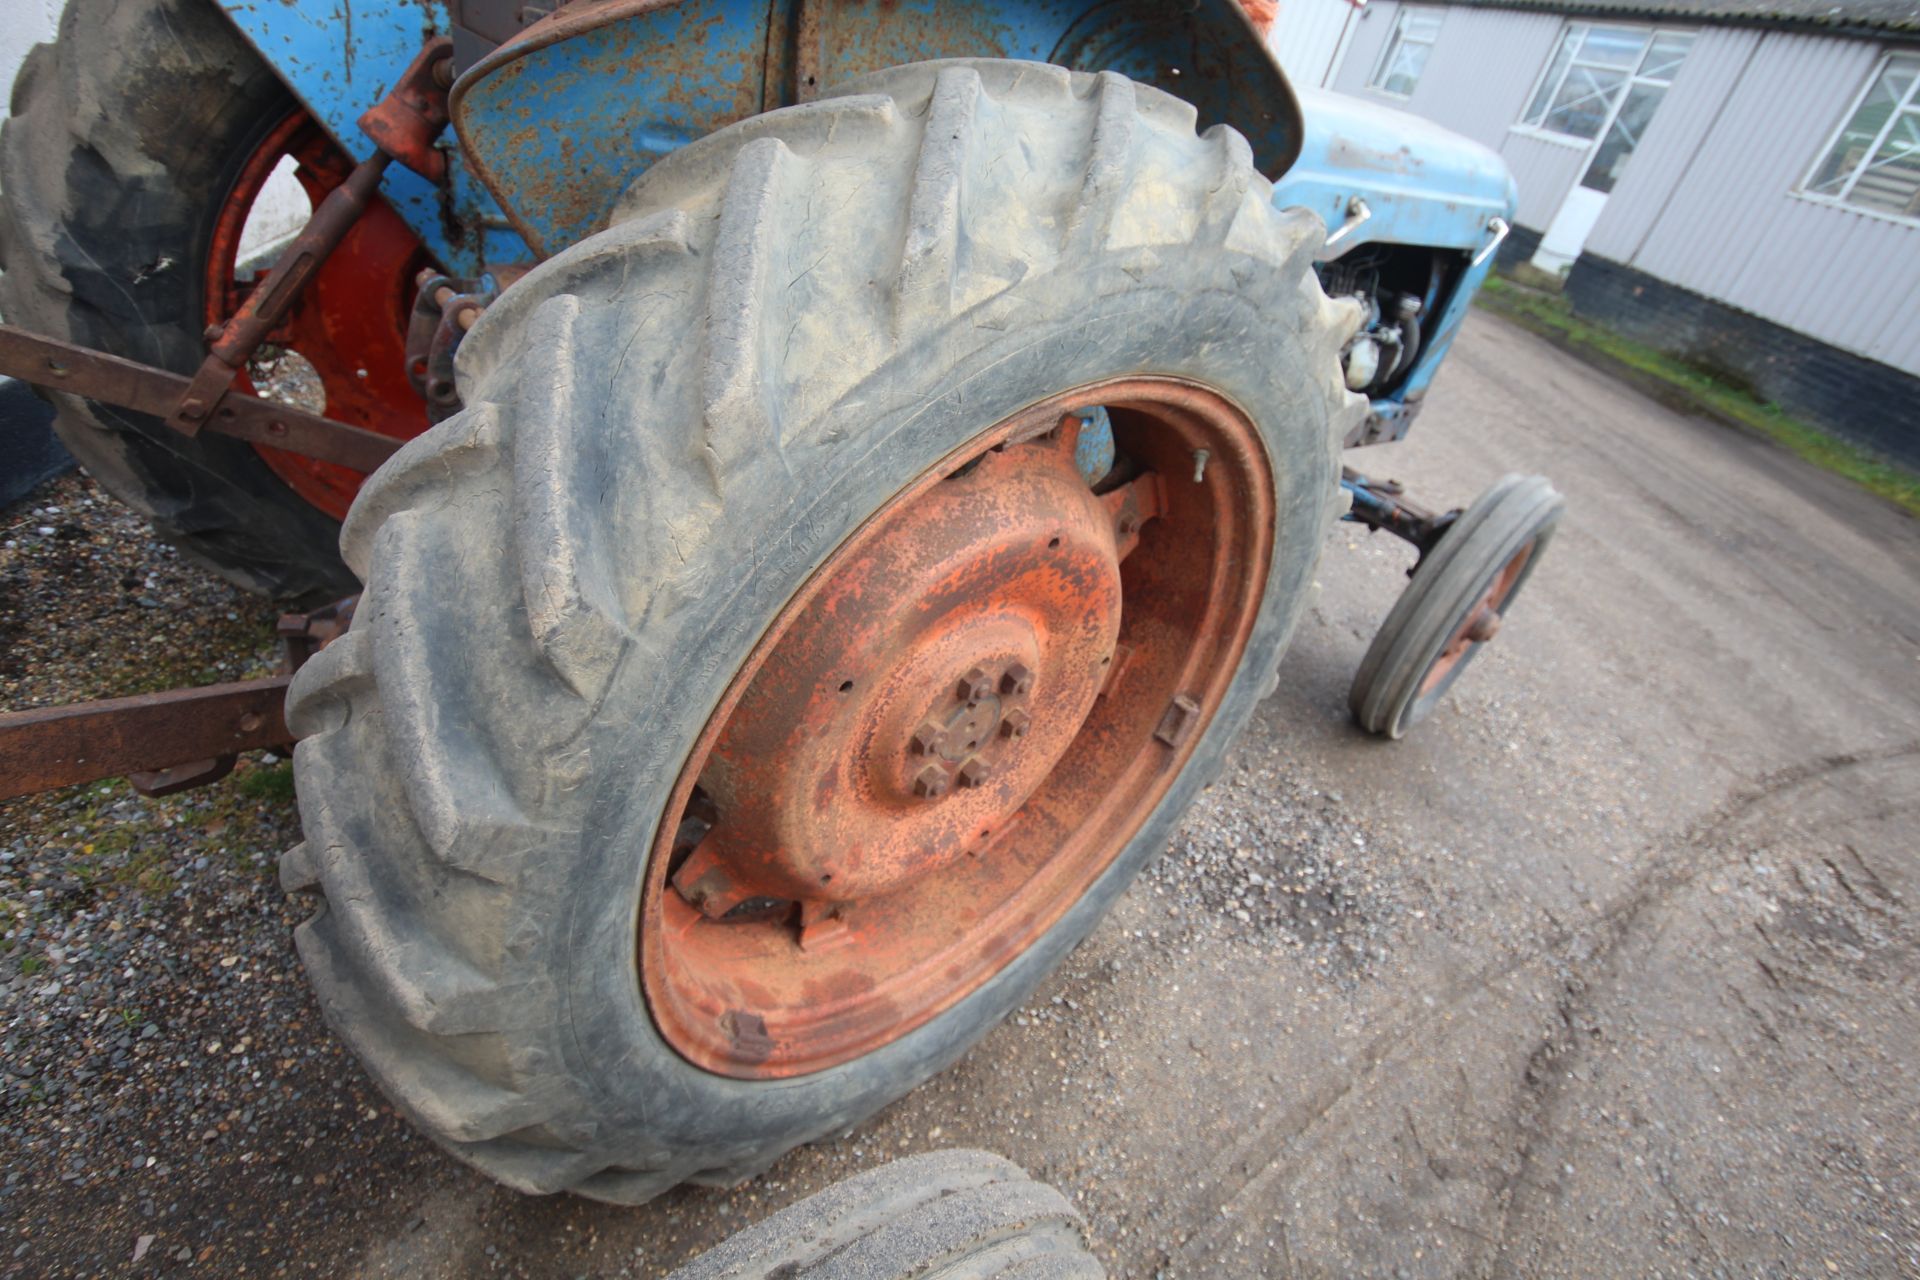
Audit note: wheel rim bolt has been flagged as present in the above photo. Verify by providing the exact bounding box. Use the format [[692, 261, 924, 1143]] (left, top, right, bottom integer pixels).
[[913, 765, 951, 799], [956, 757, 992, 788], [909, 722, 949, 756], [1000, 708, 1031, 739], [1000, 663, 1033, 696], [957, 667, 994, 704]]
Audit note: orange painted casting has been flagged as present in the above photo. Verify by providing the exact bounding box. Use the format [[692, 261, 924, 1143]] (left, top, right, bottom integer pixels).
[[641, 378, 1275, 1078]]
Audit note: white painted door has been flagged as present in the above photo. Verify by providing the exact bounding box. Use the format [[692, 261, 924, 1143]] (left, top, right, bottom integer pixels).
[[1527, 26, 1695, 274], [1533, 184, 1609, 272]]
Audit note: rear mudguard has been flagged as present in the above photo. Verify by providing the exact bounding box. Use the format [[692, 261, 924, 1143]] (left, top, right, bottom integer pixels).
[[216, 0, 1299, 265]]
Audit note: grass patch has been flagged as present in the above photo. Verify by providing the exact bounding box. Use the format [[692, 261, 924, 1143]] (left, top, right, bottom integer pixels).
[[235, 761, 295, 805], [1477, 276, 1920, 516]]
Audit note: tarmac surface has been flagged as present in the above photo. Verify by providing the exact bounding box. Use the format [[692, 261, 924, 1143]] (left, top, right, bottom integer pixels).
[[3, 309, 1916, 1277]]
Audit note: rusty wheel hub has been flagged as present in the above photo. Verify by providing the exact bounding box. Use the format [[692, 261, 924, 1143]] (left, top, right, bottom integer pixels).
[[643, 379, 1274, 1078], [673, 435, 1124, 917], [1418, 540, 1535, 697]]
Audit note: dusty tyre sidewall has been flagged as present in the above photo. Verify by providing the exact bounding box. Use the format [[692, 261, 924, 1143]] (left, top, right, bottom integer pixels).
[[560, 249, 1336, 1160]]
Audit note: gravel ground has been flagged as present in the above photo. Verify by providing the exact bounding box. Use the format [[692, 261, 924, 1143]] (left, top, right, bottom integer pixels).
[[2, 313, 1917, 1278], [0, 474, 444, 1275]]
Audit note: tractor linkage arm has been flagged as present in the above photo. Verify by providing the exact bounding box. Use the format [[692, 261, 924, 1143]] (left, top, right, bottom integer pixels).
[[0, 598, 357, 803], [1340, 467, 1461, 564]]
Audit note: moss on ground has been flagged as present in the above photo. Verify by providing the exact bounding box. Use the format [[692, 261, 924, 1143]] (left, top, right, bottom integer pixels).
[[1476, 276, 1920, 517]]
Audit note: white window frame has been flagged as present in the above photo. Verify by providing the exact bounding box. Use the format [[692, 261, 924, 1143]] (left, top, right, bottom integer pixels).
[[1517, 23, 1692, 146], [1797, 51, 1920, 225], [1368, 7, 1444, 98]]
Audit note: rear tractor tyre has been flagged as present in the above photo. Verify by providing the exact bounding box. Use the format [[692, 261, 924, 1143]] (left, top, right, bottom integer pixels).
[[284, 59, 1363, 1201], [0, 0, 429, 599], [1348, 473, 1564, 739]]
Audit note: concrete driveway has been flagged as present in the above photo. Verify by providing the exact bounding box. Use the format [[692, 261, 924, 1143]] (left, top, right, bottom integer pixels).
[[7, 310, 1917, 1278], [361, 309, 1920, 1277]]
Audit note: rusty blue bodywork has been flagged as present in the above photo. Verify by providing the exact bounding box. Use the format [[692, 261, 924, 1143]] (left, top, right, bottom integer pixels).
[[1275, 87, 1516, 434], [212, 0, 1511, 425]]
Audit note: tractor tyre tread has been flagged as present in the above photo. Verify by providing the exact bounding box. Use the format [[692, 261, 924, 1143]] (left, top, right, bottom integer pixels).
[[287, 58, 1363, 1201], [664, 1149, 1104, 1279]]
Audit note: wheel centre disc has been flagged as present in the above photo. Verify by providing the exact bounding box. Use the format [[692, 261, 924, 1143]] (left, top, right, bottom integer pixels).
[[674, 439, 1123, 914], [641, 378, 1276, 1078]]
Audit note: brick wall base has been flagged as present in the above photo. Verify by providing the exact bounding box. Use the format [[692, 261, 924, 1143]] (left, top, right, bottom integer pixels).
[[1565, 254, 1919, 470]]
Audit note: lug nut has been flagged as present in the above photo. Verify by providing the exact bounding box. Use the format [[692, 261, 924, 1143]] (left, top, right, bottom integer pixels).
[[1465, 609, 1503, 643], [913, 764, 950, 799], [956, 757, 992, 788], [1000, 708, 1031, 739], [957, 667, 994, 703], [909, 722, 948, 756], [1000, 662, 1033, 696]]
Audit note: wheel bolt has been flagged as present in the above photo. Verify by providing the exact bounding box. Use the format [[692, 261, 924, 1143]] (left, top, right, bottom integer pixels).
[[956, 757, 992, 788], [1000, 708, 1031, 739], [913, 764, 951, 799], [957, 667, 994, 704], [1000, 662, 1033, 696], [909, 722, 948, 756]]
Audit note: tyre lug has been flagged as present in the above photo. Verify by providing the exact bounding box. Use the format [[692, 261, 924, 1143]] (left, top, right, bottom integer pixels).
[[955, 757, 992, 788], [913, 764, 952, 799], [909, 722, 949, 756], [1000, 708, 1031, 739], [999, 663, 1033, 696]]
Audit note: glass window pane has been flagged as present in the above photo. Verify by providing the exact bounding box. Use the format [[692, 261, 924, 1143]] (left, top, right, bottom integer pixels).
[[1884, 54, 1920, 102], [1582, 82, 1668, 192], [1527, 29, 1580, 123], [1544, 65, 1627, 139], [1639, 32, 1694, 82], [1808, 57, 1920, 203], [1381, 40, 1432, 95], [1577, 26, 1650, 70], [1404, 10, 1444, 41], [1847, 111, 1920, 215]]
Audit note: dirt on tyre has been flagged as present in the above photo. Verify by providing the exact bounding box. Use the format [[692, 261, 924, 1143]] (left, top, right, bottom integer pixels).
[[1349, 473, 1564, 739], [282, 58, 1363, 1201], [0, 0, 427, 600], [665, 1149, 1103, 1279]]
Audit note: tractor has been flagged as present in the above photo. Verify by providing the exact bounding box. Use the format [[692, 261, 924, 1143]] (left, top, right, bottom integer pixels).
[[0, 0, 1561, 1201]]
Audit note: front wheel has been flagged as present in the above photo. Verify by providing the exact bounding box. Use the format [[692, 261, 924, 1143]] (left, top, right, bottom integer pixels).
[[283, 59, 1362, 1201], [1349, 473, 1564, 738]]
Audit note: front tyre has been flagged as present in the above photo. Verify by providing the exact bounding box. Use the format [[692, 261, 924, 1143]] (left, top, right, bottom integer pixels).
[[284, 60, 1362, 1201], [1349, 473, 1564, 738]]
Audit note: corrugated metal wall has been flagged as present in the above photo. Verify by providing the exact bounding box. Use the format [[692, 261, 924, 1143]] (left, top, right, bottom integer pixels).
[[1330, 2, 1574, 224], [1321, 5, 1920, 375], [1331, 2, 1562, 149], [1590, 30, 1920, 374], [1267, 0, 1364, 89]]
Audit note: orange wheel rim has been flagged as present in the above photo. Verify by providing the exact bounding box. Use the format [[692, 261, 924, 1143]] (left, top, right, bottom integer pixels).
[[1417, 540, 1536, 698], [640, 378, 1275, 1078]]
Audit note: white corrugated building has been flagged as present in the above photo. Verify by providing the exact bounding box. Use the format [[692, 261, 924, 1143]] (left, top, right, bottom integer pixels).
[[1311, 0, 1920, 462]]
